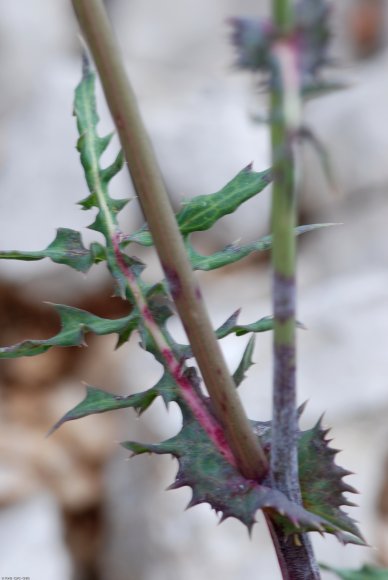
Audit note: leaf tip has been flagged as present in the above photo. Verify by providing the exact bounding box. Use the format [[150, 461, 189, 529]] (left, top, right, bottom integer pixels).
[[243, 161, 254, 172], [46, 419, 64, 438], [81, 45, 93, 78]]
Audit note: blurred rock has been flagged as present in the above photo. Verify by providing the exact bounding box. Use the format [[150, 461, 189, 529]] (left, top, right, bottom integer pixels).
[[0, 492, 73, 580], [0, 280, 126, 578]]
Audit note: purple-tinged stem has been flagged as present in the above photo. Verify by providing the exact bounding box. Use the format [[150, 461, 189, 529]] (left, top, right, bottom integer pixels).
[[111, 233, 236, 466], [71, 0, 269, 482], [269, 2, 320, 577]]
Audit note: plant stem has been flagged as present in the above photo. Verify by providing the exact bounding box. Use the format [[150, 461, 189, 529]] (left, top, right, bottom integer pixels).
[[273, 0, 294, 32], [270, 31, 299, 511], [71, 0, 268, 482], [266, 515, 320, 580], [110, 233, 237, 466], [269, 1, 320, 577]]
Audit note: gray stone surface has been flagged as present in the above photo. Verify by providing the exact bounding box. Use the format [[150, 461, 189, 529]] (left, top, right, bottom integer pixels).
[[0, 493, 72, 580]]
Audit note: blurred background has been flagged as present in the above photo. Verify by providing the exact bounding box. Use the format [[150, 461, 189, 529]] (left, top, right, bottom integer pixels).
[[0, 1, 387, 578]]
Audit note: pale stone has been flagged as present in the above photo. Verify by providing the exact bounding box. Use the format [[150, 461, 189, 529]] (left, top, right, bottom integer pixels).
[[0, 493, 73, 580]]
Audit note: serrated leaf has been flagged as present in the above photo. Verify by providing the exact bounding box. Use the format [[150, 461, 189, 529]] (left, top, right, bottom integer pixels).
[[186, 223, 338, 271], [252, 417, 365, 545], [0, 304, 138, 358], [122, 407, 333, 533], [230, 18, 274, 71], [124, 165, 272, 246], [216, 311, 274, 339], [56, 372, 364, 541], [74, 68, 128, 238], [214, 308, 300, 341], [50, 371, 179, 435], [233, 335, 256, 387], [176, 165, 271, 234], [320, 564, 388, 580], [185, 237, 271, 270], [126, 223, 338, 272], [51, 317, 363, 544], [176, 311, 276, 363], [298, 419, 364, 544], [0, 228, 105, 273], [231, 5, 331, 85], [48, 386, 146, 435]]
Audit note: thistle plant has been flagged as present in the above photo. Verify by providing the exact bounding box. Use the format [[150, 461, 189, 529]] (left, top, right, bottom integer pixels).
[[0, 0, 379, 577]]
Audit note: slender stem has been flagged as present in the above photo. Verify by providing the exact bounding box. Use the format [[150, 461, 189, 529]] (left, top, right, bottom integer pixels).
[[110, 233, 237, 466], [270, 39, 300, 506], [269, 1, 320, 577], [273, 0, 294, 32], [266, 515, 320, 580], [71, 0, 268, 482]]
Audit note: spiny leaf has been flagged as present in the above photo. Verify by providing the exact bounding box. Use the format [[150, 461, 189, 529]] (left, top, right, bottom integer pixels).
[[252, 417, 365, 545], [167, 307, 298, 365], [233, 335, 256, 387], [216, 310, 274, 339], [74, 68, 128, 237], [230, 17, 274, 72], [48, 385, 147, 435], [0, 223, 335, 275], [185, 237, 271, 270], [177, 311, 276, 362], [231, 4, 331, 86], [319, 564, 388, 580], [124, 165, 272, 246], [185, 223, 339, 271], [55, 375, 364, 540], [298, 418, 364, 544], [50, 371, 180, 435], [52, 336, 363, 543], [0, 304, 138, 358], [122, 407, 332, 533], [127, 222, 338, 272], [0, 228, 105, 273]]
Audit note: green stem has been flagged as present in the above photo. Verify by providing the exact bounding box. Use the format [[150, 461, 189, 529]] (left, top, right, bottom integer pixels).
[[71, 0, 268, 482], [270, 36, 299, 506], [270, 1, 320, 577], [273, 0, 294, 32]]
